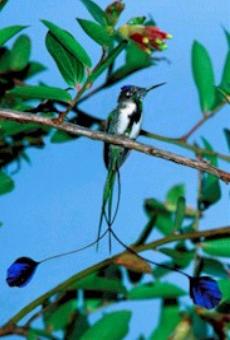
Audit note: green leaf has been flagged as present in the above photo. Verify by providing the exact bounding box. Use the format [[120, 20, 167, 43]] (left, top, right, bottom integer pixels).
[[80, 311, 131, 340], [166, 184, 185, 208], [0, 120, 41, 137], [0, 172, 15, 195], [219, 279, 230, 300], [126, 41, 151, 68], [8, 85, 72, 103], [0, 0, 9, 11], [77, 18, 112, 47], [42, 20, 92, 67], [46, 299, 76, 331], [10, 34, 31, 71], [223, 27, 230, 48], [46, 32, 84, 86], [51, 130, 76, 143], [87, 41, 127, 83], [150, 303, 181, 340], [73, 273, 126, 294], [199, 138, 221, 210], [80, 0, 108, 26], [159, 247, 194, 267], [201, 137, 217, 165], [156, 213, 174, 235], [65, 312, 90, 340], [0, 25, 27, 46], [224, 128, 230, 151], [199, 173, 221, 210], [152, 261, 172, 279], [107, 42, 152, 86], [26, 61, 47, 79], [201, 257, 228, 278], [200, 238, 230, 257], [220, 51, 230, 92], [174, 196, 186, 230], [128, 281, 186, 300], [192, 41, 216, 112], [144, 198, 167, 217], [0, 47, 11, 73]]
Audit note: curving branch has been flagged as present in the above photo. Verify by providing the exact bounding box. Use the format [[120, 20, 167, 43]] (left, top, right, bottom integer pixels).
[[0, 108, 230, 183], [1, 225, 229, 335]]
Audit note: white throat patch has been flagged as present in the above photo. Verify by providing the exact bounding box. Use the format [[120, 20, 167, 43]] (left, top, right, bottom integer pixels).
[[117, 101, 137, 135]]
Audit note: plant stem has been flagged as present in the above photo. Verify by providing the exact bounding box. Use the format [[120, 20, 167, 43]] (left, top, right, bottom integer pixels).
[[2, 225, 229, 330], [0, 109, 230, 182]]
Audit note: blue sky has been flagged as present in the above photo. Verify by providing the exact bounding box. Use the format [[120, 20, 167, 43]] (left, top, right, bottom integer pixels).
[[0, 0, 230, 338]]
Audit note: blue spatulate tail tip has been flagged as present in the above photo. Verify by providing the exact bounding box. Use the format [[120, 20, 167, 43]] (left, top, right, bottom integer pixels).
[[189, 276, 222, 309]]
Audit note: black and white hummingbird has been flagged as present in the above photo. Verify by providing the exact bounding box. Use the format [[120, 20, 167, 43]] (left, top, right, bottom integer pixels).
[[97, 83, 165, 251]]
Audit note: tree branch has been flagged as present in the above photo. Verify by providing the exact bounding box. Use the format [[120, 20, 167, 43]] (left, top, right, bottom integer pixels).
[[141, 129, 230, 163], [0, 108, 230, 183], [1, 225, 229, 333]]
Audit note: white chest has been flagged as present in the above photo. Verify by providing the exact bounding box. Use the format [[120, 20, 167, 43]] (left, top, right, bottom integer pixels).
[[129, 119, 142, 139], [117, 102, 137, 135]]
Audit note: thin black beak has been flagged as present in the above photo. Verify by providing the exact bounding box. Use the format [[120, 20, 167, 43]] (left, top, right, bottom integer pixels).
[[145, 82, 166, 94]]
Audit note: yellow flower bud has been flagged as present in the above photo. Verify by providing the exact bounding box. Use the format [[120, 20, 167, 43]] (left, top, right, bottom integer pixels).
[[142, 37, 149, 44]]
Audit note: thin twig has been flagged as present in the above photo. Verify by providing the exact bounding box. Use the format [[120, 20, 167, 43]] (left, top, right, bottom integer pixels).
[[1, 225, 229, 333], [179, 94, 229, 141], [0, 108, 229, 183], [180, 114, 212, 141], [140, 129, 230, 163]]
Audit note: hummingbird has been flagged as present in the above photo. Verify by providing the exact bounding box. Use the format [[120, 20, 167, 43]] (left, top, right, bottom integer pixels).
[[97, 82, 165, 252]]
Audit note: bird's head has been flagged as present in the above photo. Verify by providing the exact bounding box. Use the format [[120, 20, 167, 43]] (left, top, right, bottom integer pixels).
[[118, 83, 165, 103]]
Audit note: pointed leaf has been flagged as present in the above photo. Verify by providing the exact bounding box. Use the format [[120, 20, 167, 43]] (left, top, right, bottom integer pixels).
[[42, 20, 92, 67], [199, 139, 221, 210], [8, 85, 72, 103], [26, 61, 47, 79], [159, 247, 194, 267], [174, 196, 186, 230], [220, 51, 230, 92], [65, 312, 89, 340], [10, 34, 31, 71], [128, 281, 186, 300], [201, 137, 217, 165], [219, 279, 230, 300], [224, 128, 230, 151], [201, 257, 228, 278], [46, 299, 77, 331], [126, 41, 152, 68], [0, 172, 14, 195], [156, 213, 174, 235], [80, 0, 108, 26], [0, 25, 27, 46], [0, 0, 8, 11], [192, 41, 216, 112], [150, 303, 181, 340], [0, 47, 11, 73], [200, 238, 230, 257], [51, 130, 75, 143], [77, 18, 112, 47], [46, 32, 84, 86], [199, 173, 221, 210], [166, 184, 185, 208], [223, 27, 230, 48], [80, 311, 131, 340], [0, 120, 41, 137]]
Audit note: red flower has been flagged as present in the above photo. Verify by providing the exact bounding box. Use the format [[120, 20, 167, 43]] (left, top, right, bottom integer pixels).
[[119, 24, 172, 53]]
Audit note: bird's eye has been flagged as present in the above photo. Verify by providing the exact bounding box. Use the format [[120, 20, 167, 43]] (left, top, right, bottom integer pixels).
[[126, 92, 131, 97]]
